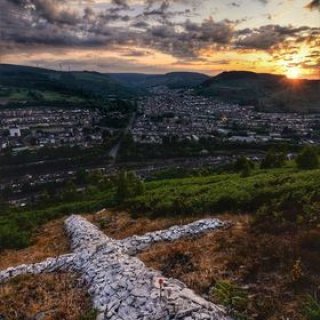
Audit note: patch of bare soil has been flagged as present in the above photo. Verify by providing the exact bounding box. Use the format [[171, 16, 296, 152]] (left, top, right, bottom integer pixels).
[[0, 216, 95, 320], [86, 209, 200, 239], [0, 273, 94, 320], [138, 215, 320, 320]]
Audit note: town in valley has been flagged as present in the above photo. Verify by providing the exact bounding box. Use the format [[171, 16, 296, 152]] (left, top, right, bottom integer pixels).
[[0, 86, 319, 207]]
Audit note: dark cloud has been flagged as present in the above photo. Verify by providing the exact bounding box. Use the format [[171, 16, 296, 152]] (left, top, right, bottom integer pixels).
[[184, 18, 234, 44], [305, 0, 320, 10], [229, 2, 241, 8], [0, 0, 319, 72], [34, 0, 80, 25], [235, 25, 318, 50], [5, 0, 28, 5], [120, 48, 151, 57], [4, 0, 81, 25], [0, 0, 235, 59], [131, 21, 150, 28], [111, 0, 129, 9]]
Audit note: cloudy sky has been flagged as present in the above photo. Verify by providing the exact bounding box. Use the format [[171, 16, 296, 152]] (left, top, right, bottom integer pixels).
[[0, 0, 319, 78]]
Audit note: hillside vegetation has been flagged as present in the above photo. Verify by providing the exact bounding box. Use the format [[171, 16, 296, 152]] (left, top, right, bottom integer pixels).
[[198, 71, 320, 113], [128, 168, 320, 223], [0, 64, 135, 105], [1, 162, 320, 319], [109, 72, 210, 89], [1, 163, 320, 251], [0, 65, 210, 106], [2, 65, 319, 113]]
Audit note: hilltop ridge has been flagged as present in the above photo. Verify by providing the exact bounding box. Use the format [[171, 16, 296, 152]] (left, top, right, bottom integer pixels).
[[1, 64, 319, 112], [199, 70, 320, 112]]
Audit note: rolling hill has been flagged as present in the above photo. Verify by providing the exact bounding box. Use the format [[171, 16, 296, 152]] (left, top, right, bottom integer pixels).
[[0, 65, 210, 107], [1, 65, 319, 112], [109, 72, 210, 89], [198, 71, 320, 112], [0, 64, 137, 105]]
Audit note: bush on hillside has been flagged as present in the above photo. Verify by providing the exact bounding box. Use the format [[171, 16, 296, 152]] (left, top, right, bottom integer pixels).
[[211, 280, 249, 319], [234, 156, 254, 177], [304, 295, 320, 320], [115, 171, 145, 201], [260, 149, 286, 169], [296, 147, 319, 170]]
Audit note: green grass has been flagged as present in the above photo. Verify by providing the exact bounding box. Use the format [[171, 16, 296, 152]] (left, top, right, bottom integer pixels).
[[128, 168, 320, 217], [211, 280, 249, 319], [1, 87, 85, 103], [0, 189, 116, 250], [1, 166, 320, 251]]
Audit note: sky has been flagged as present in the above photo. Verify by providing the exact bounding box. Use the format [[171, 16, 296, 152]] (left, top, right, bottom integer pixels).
[[0, 0, 319, 78]]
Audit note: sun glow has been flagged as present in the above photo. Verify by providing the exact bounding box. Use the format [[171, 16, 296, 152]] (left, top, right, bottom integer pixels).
[[286, 67, 301, 79]]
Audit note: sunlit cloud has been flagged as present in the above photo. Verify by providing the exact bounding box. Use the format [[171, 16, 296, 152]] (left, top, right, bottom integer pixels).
[[0, 0, 319, 78]]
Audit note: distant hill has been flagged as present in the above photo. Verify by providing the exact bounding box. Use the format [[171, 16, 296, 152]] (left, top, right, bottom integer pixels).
[[1, 65, 319, 112], [198, 71, 320, 113], [0, 65, 210, 106], [0, 64, 136, 105], [109, 72, 210, 89]]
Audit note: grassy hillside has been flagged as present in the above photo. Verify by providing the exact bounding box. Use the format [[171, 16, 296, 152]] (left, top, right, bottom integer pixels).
[[0, 86, 86, 105], [128, 168, 320, 221], [1, 165, 320, 319], [109, 72, 210, 89], [0, 64, 136, 106], [0, 188, 116, 250], [197, 71, 320, 112], [0, 65, 210, 107], [1, 165, 320, 251]]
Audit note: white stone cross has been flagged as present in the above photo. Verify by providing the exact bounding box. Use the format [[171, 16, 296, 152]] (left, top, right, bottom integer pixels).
[[0, 215, 232, 320]]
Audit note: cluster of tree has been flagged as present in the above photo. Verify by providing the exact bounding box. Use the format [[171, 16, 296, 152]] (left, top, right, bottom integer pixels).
[[296, 147, 319, 170], [114, 171, 145, 201], [260, 148, 286, 169], [233, 156, 255, 177], [259, 146, 319, 171], [98, 99, 137, 129], [36, 168, 145, 206]]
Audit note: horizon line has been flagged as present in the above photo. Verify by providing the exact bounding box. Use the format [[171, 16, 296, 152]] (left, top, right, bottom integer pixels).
[[1, 63, 319, 81]]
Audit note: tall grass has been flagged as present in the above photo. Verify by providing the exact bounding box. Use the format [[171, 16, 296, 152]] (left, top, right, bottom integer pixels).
[[128, 168, 320, 218]]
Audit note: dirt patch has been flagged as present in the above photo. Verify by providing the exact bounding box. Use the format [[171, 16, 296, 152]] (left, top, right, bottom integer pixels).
[[86, 210, 202, 239], [0, 218, 69, 270], [0, 273, 94, 320], [138, 215, 320, 320]]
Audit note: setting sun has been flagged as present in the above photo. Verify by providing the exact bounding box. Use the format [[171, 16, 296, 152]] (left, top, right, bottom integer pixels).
[[286, 67, 301, 79]]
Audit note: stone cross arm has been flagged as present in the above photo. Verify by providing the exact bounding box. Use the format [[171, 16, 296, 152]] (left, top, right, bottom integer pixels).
[[0, 215, 232, 320]]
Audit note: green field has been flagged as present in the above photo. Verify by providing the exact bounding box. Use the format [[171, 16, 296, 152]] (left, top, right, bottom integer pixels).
[[0, 188, 116, 250]]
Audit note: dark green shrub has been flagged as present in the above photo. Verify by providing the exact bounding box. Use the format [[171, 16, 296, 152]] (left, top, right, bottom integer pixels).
[[304, 295, 320, 320], [0, 224, 30, 250], [80, 309, 98, 320], [211, 280, 249, 319], [296, 147, 319, 170], [261, 150, 286, 169], [115, 171, 145, 201], [234, 157, 254, 175]]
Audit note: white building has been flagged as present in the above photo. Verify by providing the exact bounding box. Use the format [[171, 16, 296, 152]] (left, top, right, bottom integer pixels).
[[9, 127, 21, 137]]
